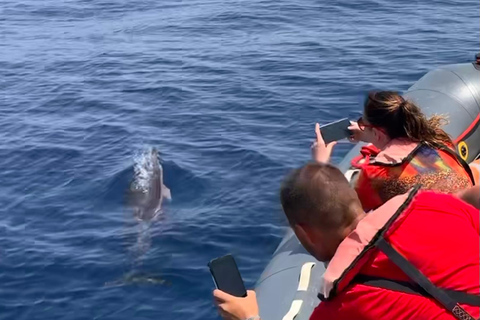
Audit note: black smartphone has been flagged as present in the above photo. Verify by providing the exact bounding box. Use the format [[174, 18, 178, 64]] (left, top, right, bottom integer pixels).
[[319, 118, 352, 144], [208, 254, 247, 298]]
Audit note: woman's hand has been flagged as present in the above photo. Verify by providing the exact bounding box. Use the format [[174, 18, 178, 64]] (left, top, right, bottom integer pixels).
[[213, 289, 259, 320], [311, 123, 337, 163], [347, 121, 367, 143], [348, 121, 370, 143]]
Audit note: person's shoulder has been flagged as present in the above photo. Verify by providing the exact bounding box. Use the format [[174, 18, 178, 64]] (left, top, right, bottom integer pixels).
[[311, 300, 347, 320], [412, 190, 475, 213], [414, 190, 459, 202]]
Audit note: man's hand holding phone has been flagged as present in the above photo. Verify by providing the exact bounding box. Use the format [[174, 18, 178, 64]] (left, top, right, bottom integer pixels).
[[213, 289, 260, 320], [209, 254, 261, 320]]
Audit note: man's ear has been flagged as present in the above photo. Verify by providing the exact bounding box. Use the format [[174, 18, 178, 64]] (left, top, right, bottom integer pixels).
[[292, 223, 315, 247]]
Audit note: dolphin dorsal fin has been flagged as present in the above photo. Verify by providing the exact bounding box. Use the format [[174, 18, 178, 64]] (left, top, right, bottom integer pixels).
[[162, 185, 172, 201]]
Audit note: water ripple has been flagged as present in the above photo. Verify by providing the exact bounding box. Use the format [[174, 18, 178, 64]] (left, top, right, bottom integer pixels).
[[0, 0, 478, 319]]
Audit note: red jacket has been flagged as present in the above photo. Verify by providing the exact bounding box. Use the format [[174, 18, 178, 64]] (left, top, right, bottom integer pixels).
[[311, 189, 480, 320]]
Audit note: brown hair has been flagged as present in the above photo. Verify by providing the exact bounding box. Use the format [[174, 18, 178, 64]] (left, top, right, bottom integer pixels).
[[364, 91, 453, 147], [280, 162, 362, 230]]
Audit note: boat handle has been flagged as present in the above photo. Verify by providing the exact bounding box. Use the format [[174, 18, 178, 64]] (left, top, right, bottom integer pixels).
[[282, 300, 303, 320], [297, 262, 315, 291]]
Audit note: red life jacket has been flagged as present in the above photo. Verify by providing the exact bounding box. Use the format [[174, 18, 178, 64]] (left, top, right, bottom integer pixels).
[[311, 188, 480, 320], [352, 140, 475, 212]]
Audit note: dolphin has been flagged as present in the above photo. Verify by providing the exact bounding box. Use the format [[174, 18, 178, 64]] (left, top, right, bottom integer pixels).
[[128, 148, 171, 221]]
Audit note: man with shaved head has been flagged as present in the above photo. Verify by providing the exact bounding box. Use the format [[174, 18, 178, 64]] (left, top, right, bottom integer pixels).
[[213, 162, 480, 320]]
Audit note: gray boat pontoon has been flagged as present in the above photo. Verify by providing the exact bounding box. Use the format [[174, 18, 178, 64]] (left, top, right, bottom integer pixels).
[[255, 57, 480, 320]]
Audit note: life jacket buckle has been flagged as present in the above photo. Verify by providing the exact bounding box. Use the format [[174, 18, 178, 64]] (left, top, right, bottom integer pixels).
[[452, 304, 477, 320]]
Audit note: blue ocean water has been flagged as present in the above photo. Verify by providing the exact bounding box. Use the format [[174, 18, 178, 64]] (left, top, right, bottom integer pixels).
[[0, 0, 478, 319]]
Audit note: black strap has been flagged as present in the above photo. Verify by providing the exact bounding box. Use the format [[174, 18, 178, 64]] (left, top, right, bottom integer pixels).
[[376, 237, 478, 320], [438, 144, 476, 186], [353, 274, 480, 306]]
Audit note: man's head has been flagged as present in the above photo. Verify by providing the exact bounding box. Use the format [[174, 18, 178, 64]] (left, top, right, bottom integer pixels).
[[280, 162, 364, 261]]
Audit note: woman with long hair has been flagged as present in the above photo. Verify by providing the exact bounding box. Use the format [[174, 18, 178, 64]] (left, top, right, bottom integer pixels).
[[313, 91, 476, 211]]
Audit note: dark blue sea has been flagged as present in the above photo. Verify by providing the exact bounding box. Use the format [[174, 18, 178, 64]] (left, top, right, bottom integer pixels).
[[1, 0, 478, 319]]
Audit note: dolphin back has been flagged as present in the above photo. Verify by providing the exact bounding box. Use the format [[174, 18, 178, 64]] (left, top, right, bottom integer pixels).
[[129, 147, 171, 221]]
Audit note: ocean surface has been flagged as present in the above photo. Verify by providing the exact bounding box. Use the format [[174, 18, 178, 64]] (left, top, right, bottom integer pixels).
[[0, 0, 478, 319]]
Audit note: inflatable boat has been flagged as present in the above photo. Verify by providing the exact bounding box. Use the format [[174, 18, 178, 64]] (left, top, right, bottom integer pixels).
[[254, 57, 480, 320]]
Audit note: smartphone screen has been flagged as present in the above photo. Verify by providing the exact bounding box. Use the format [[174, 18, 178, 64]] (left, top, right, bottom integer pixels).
[[208, 254, 247, 297], [319, 118, 352, 144]]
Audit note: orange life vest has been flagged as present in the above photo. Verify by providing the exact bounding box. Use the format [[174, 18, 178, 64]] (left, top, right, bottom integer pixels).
[[351, 140, 475, 212]]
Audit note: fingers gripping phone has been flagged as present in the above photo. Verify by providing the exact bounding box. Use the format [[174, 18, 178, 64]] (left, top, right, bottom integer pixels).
[[208, 254, 247, 297], [319, 118, 352, 144]]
